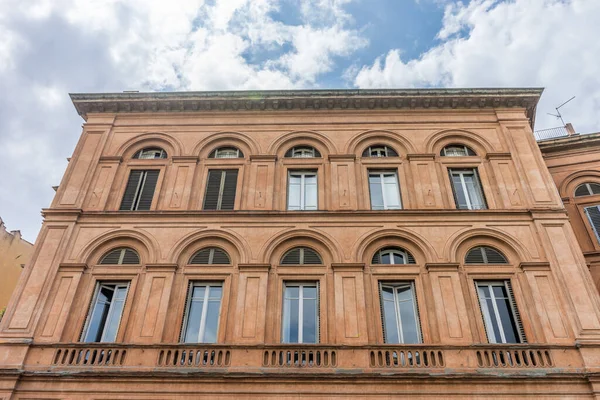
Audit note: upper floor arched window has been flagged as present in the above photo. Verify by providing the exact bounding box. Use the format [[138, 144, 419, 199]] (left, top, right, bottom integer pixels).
[[209, 147, 244, 159], [133, 147, 167, 159], [465, 246, 508, 264], [575, 182, 600, 197], [362, 145, 398, 157], [285, 146, 321, 158], [281, 246, 323, 265], [440, 144, 476, 157], [189, 247, 231, 264], [99, 247, 140, 265], [371, 247, 415, 264]]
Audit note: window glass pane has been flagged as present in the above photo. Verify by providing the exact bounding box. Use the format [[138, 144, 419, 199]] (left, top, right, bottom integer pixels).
[[286, 286, 299, 298], [391, 252, 405, 264], [398, 297, 419, 344], [209, 286, 222, 300], [184, 298, 204, 343], [288, 175, 301, 210], [383, 175, 401, 209], [369, 174, 384, 210], [285, 298, 299, 343], [103, 295, 125, 342], [485, 297, 502, 343], [497, 297, 519, 343], [204, 299, 221, 343], [381, 253, 391, 264], [302, 298, 317, 343], [451, 173, 469, 209], [463, 173, 485, 209], [304, 286, 317, 299], [84, 288, 113, 342], [305, 175, 318, 210], [381, 287, 400, 343], [492, 285, 507, 299]]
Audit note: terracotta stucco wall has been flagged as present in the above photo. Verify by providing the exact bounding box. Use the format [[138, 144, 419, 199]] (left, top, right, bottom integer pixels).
[[0, 219, 33, 311]]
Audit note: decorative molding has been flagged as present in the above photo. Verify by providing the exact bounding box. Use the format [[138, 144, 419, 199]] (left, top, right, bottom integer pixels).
[[331, 263, 365, 271], [425, 263, 460, 272], [238, 263, 271, 271], [70, 88, 542, 128], [250, 155, 277, 161], [171, 156, 199, 163], [328, 154, 356, 161], [99, 156, 123, 164], [58, 263, 88, 272], [145, 263, 178, 272], [519, 262, 551, 271], [407, 153, 436, 161], [486, 152, 512, 160]]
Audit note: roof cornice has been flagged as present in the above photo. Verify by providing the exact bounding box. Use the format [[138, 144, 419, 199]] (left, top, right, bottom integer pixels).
[[70, 88, 543, 127]]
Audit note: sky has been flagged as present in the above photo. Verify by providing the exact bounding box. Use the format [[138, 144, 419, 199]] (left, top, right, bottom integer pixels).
[[0, 0, 598, 242]]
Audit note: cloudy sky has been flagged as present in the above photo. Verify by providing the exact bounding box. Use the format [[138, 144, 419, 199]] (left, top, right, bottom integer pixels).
[[0, 0, 597, 241]]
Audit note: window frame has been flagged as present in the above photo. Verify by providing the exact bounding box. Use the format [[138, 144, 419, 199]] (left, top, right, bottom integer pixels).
[[379, 281, 422, 344], [281, 281, 320, 344], [80, 281, 130, 343], [475, 280, 525, 344], [133, 148, 167, 159], [286, 146, 321, 158], [210, 147, 243, 159], [287, 170, 318, 211], [119, 169, 162, 211], [575, 182, 600, 197], [180, 281, 224, 343], [448, 168, 487, 210], [363, 145, 399, 158], [368, 169, 403, 210], [202, 169, 239, 211], [441, 144, 476, 157], [584, 204, 600, 245]]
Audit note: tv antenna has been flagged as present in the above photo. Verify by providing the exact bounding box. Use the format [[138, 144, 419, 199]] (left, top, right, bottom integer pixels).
[[547, 96, 575, 126]]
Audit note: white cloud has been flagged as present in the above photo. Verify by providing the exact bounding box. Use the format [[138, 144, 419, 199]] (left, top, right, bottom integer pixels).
[[354, 0, 600, 132]]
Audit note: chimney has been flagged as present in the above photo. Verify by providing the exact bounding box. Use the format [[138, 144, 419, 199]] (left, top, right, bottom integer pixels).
[[565, 123, 577, 136]]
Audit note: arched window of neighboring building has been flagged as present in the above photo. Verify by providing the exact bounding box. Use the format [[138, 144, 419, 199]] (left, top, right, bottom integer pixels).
[[281, 247, 323, 265], [575, 182, 600, 197], [285, 146, 321, 158], [362, 145, 398, 157], [208, 147, 244, 159], [133, 147, 167, 159], [99, 247, 140, 265], [189, 247, 231, 264], [440, 144, 476, 157], [371, 247, 416, 264], [465, 246, 508, 264]]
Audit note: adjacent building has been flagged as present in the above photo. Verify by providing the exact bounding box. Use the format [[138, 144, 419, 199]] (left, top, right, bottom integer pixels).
[[2, 89, 600, 398], [537, 127, 600, 291], [0, 218, 33, 315]]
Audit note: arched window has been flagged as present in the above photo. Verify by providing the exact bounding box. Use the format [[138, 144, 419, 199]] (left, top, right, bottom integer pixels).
[[189, 247, 231, 264], [285, 146, 321, 158], [465, 246, 508, 264], [371, 247, 415, 264], [133, 148, 167, 159], [281, 247, 323, 265], [362, 145, 398, 157], [209, 147, 244, 159], [99, 247, 140, 265], [441, 144, 476, 157], [575, 182, 600, 197]]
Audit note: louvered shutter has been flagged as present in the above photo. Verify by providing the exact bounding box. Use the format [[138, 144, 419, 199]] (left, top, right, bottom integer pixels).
[[386, 147, 398, 157], [484, 247, 508, 264], [121, 249, 140, 264], [406, 252, 416, 264], [281, 248, 301, 264], [211, 248, 231, 264], [372, 252, 381, 264], [190, 249, 211, 264], [474, 282, 491, 341], [505, 280, 526, 343], [302, 248, 322, 264], [465, 247, 485, 264], [203, 170, 223, 210], [585, 206, 600, 243], [591, 183, 600, 195], [136, 170, 159, 210], [575, 185, 590, 197], [220, 170, 238, 210], [120, 171, 144, 211], [100, 249, 123, 264], [378, 283, 387, 342]]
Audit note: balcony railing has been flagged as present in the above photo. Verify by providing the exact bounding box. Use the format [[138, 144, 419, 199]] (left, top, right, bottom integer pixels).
[[28, 344, 574, 375], [534, 126, 569, 141]]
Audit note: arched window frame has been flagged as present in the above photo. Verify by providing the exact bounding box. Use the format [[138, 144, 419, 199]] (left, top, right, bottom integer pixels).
[[371, 247, 416, 264], [362, 145, 399, 158], [280, 246, 323, 265], [464, 246, 509, 264], [285, 146, 321, 158], [133, 147, 168, 159], [188, 247, 232, 265], [98, 247, 141, 265], [209, 147, 244, 159], [575, 182, 600, 197], [440, 144, 477, 157]]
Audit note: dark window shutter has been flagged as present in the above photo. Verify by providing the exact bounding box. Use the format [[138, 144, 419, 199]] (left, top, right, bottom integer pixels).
[[302, 248, 322, 264], [386, 147, 398, 157], [120, 171, 143, 211], [372, 252, 381, 264], [505, 280, 526, 343], [136, 170, 159, 211], [220, 170, 238, 210], [406, 252, 416, 264], [465, 247, 486, 264], [484, 247, 508, 264], [203, 170, 223, 210], [575, 184, 591, 197], [281, 248, 301, 264], [591, 183, 600, 195], [212, 248, 231, 264], [100, 249, 123, 264], [585, 206, 600, 243], [122, 249, 140, 264], [190, 249, 211, 264]]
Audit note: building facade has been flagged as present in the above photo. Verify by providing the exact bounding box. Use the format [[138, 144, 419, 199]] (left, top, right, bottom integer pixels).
[[538, 130, 600, 292], [0, 218, 33, 314], [2, 89, 600, 398]]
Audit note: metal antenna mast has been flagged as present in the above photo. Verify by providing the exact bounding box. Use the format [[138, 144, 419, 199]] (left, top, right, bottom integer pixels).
[[547, 96, 575, 126]]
